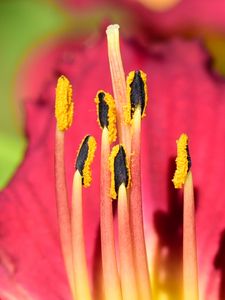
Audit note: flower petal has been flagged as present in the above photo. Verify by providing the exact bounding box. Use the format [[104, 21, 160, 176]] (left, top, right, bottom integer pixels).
[[116, 0, 225, 34]]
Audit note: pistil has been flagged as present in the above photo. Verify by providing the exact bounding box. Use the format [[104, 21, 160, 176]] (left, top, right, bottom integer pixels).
[[106, 24, 131, 156], [173, 134, 199, 300]]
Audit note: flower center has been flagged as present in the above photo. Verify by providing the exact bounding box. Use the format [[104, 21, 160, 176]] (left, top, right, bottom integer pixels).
[[54, 24, 199, 300]]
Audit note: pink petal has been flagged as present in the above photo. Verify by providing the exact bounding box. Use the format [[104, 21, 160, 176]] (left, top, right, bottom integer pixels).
[[140, 39, 225, 299], [116, 0, 225, 35]]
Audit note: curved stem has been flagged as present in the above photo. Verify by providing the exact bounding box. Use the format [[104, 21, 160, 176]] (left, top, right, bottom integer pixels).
[[118, 184, 139, 300], [130, 107, 152, 300], [71, 170, 93, 300], [100, 128, 122, 300], [183, 171, 199, 300]]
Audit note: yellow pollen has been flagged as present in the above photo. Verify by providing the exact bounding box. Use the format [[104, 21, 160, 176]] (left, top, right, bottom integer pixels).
[[125, 70, 148, 124], [95, 90, 117, 143], [82, 136, 97, 188], [172, 133, 190, 189], [55, 75, 74, 131], [109, 145, 119, 200], [109, 145, 130, 200]]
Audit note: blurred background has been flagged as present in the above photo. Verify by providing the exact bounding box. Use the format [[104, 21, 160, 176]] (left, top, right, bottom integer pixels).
[[1, 0, 225, 189]]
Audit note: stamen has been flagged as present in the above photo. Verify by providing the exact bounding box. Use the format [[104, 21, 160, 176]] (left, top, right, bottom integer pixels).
[[72, 136, 97, 300], [99, 127, 122, 300], [76, 135, 97, 187], [95, 90, 122, 300], [95, 90, 117, 143], [109, 145, 139, 300], [125, 70, 148, 124], [106, 24, 131, 155], [54, 76, 75, 299], [109, 145, 130, 200], [129, 106, 152, 300], [173, 134, 199, 300], [172, 133, 191, 189], [55, 75, 74, 131]]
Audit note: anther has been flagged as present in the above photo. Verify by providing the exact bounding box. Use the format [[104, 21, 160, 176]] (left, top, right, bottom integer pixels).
[[95, 90, 117, 143], [125, 70, 147, 123], [109, 145, 130, 199], [75, 135, 97, 187], [172, 133, 191, 189], [55, 75, 74, 131]]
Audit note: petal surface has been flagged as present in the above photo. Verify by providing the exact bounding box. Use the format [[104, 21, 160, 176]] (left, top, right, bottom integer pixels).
[[115, 0, 225, 34]]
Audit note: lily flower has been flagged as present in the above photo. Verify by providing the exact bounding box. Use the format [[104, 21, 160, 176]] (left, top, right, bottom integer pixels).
[[1, 24, 225, 300]]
